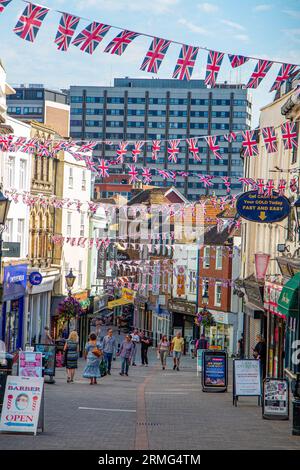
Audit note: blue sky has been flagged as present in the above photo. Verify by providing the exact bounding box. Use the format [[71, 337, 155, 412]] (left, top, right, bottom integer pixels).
[[0, 0, 300, 124]]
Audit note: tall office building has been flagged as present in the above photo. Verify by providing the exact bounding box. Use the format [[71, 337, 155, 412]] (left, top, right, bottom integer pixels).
[[7, 84, 70, 137], [69, 78, 252, 200]]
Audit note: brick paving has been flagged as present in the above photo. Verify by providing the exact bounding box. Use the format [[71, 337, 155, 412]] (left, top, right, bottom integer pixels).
[[0, 348, 299, 450]]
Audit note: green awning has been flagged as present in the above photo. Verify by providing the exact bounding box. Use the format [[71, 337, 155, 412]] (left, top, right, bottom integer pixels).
[[277, 272, 300, 318]]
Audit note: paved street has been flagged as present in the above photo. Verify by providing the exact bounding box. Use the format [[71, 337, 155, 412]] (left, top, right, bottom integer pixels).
[[0, 349, 299, 450]]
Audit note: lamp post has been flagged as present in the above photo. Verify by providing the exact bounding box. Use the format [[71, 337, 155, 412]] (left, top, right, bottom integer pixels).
[[65, 268, 76, 335], [200, 290, 209, 335]]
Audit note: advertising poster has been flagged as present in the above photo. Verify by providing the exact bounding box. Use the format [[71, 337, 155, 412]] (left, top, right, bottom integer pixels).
[[263, 379, 289, 419], [234, 360, 261, 396], [197, 349, 203, 374], [35, 344, 56, 376], [0, 376, 43, 435], [204, 354, 226, 387], [19, 352, 43, 378]]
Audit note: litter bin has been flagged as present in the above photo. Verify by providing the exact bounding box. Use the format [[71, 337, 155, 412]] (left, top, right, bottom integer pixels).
[[0, 352, 13, 412]]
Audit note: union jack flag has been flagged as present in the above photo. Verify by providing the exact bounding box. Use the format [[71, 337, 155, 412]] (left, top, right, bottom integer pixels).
[[84, 157, 96, 172], [205, 135, 222, 160], [278, 179, 286, 196], [132, 141, 144, 162], [157, 169, 171, 180], [262, 126, 278, 153], [242, 130, 258, 157], [104, 29, 139, 56], [54, 13, 79, 52], [228, 54, 249, 68], [14, 3, 49, 42], [128, 164, 139, 184], [98, 159, 110, 178], [9, 136, 27, 152], [265, 179, 275, 197], [0, 135, 12, 151], [140, 37, 171, 74], [281, 122, 298, 150], [116, 141, 128, 163], [198, 175, 214, 187], [167, 140, 180, 163], [270, 64, 298, 92], [204, 50, 224, 87], [224, 132, 237, 143], [221, 176, 231, 193], [168, 170, 177, 180], [151, 140, 161, 160], [187, 138, 201, 161], [78, 141, 98, 153], [256, 179, 265, 195], [142, 168, 152, 184], [72, 22, 111, 54], [37, 141, 51, 157], [246, 59, 273, 89], [290, 177, 298, 193], [172, 45, 199, 81], [0, 0, 12, 14], [21, 138, 37, 153]]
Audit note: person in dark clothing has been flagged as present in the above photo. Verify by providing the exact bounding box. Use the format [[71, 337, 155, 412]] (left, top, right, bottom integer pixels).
[[253, 335, 267, 378], [195, 334, 208, 356], [237, 334, 245, 359], [140, 332, 150, 366]]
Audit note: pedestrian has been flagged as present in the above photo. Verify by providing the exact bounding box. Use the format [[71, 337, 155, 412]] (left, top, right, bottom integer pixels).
[[130, 329, 140, 366], [41, 326, 53, 345], [237, 333, 245, 359], [195, 333, 209, 357], [83, 333, 102, 385], [140, 331, 151, 366], [253, 334, 267, 379], [171, 332, 184, 371], [118, 335, 134, 376], [102, 328, 116, 375], [63, 330, 79, 383], [158, 335, 170, 370]]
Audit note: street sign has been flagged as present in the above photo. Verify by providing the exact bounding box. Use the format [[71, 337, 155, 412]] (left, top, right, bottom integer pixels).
[[262, 378, 289, 420], [29, 272, 43, 286], [236, 191, 290, 223], [2, 242, 20, 258], [233, 359, 261, 407]]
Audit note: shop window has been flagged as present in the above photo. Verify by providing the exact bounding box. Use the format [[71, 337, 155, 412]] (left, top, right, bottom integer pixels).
[[189, 271, 197, 293]]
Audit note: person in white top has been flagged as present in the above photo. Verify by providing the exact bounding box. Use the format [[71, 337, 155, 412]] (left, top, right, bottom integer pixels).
[[130, 329, 140, 366]]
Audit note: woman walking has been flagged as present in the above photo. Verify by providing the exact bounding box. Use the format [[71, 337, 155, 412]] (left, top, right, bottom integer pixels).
[[118, 335, 134, 376], [83, 333, 102, 385], [158, 335, 170, 370], [64, 330, 79, 383]]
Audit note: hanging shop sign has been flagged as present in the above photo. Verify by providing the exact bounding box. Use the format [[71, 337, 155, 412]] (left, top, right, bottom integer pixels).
[[236, 191, 290, 223], [233, 359, 261, 406], [2, 264, 28, 302], [202, 350, 228, 392], [262, 378, 289, 420], [29, 272, 43, 286], [35, 345, 56, 377], [168, 300, 196, 316], [19, 352, 43, 378], [0, 376, 43, 435]]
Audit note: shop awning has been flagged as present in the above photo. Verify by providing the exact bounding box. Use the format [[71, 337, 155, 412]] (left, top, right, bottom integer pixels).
[[277, 272, 300, 318], [107, 298, 134, 309]]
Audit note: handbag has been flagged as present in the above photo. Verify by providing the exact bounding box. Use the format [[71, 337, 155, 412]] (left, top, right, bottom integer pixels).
[[92, 348, 102, 358], [99, 359, 107, 377]]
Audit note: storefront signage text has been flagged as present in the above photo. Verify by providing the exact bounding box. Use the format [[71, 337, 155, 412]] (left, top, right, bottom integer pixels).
[[236, 191, 290, 223]]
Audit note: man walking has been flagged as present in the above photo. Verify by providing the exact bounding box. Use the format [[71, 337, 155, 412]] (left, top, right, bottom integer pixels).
[[102, 329, 116, 375], [171, 332, 184, 371], [130, 329, 140, 366], [140, 331, 151, 366]]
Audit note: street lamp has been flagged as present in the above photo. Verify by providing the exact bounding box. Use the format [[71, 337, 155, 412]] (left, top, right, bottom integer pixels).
[[294, 198, 300, 242], [65, 268, 76, 335]]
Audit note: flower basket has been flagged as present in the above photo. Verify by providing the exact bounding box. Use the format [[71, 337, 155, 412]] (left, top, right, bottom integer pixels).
[[195, 309, 215, 328]]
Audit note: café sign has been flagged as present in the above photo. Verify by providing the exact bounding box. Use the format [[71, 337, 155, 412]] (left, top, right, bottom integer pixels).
[[236, 191, 290, 223]]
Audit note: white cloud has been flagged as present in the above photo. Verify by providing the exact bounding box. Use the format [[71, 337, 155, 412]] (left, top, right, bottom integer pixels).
[[234, 34, 250, 43], [283, 9, 300, 19], [253, 4, 272, 12], [178, 18, 211, 36], [220, 19, 245, 31], [197, 3, 219, 13]]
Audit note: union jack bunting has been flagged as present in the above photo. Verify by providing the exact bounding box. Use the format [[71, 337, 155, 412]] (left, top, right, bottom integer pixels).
[[140, 37, 171, 74], [187, 138, 201, 161], [14, 3, 49, 42], [224, 132, 237, 142], [128, 164, 139, 184], [262, 126, 278, 153], [204, 135, 222, 159], [265, 179, 275, 197], [257, 179, 265, 195], [104, 30, 139, 56], [151, 140, 161, 160], [167, 139, 180, 163], [79, 141, 98, 152], [54, 13, 80, 52], [84, 157, 96, 172], [37, 142, 51, 157], [242, 130, 258, 157], [9, 137, 27, 152], [0, 0, 12, 14], [290, 177, 298, 193], [132, 141, 144, 162], [270, 64, 297, 92], [246, 59, 273, 89], [142, 168, 152, 184], [157, 169, 171, 180], [221, 176, 231, 193], [72, 22, 111, 54], [98, 159, 110, 178], [116, 141, 128, 163], [278, 179, 286, 196], [168, 170, 177, 180], [21, 138, 37, 153], [204, 50, 224, 87], [281, 122, 298, 150], [172, 45, 199, 81], [0, 135, 12, 151], [198, 175, 214, 187], [228, 54, 249, 68]]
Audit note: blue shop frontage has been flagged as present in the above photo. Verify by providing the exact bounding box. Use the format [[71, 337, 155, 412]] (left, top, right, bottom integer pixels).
[[0, 263, 28, 352]]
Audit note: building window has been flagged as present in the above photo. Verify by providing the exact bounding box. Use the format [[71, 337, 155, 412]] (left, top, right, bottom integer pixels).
[[4, 219, 13, 243], [67, 212, 72, 236], [19, 159, 27, 190], [189, 271, 197, 294], [203, 246, 210, 268], [68, 167, 73, 188], [215, 247, 223, 270], [82, 170, 86, 191], [215, 283, 222, 307], [80, 213, 85, 237], [202, 279, 209, 298], [78, 261, 83, 287], [17, 219, 25, 254], [6, 156, 15, 186]]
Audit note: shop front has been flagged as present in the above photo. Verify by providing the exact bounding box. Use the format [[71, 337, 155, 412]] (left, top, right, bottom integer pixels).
[[0, 264, 28, 352], [108, 288, 135, 332], [133, 294, 148, 331], [152, 306, 171, 345], [168, 299, 197, 350]]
